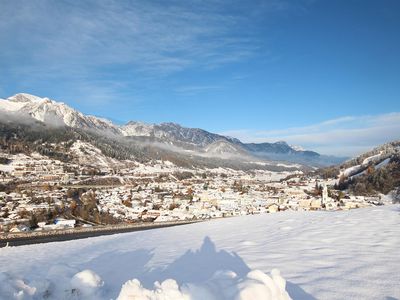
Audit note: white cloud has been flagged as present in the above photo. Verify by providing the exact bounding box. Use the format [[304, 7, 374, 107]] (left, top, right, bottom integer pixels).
[[174, 85, 223, 96], [0, 1, 262, 77], [221, 113, 400, 156], [1, 0, 279, 105]]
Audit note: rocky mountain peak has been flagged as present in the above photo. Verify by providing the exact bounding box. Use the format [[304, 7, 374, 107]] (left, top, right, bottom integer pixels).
[[8, 93, 44, 103]]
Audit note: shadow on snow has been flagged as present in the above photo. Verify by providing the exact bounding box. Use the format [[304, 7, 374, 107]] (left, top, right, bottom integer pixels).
[[81, 236, 315, 299]]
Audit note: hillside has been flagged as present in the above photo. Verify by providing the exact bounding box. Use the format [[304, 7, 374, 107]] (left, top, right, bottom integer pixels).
[[0, 119, 303, 172], [314, 141, 400, 200], [339, 141, 400, 178], [341, 153, 400, 200]]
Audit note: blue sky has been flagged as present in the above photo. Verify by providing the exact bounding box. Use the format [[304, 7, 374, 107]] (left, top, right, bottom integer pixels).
[[1, 0, 399, 156]]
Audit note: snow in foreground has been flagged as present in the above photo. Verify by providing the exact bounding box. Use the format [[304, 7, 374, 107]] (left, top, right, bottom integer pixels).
[[0, 205, 399, 300]]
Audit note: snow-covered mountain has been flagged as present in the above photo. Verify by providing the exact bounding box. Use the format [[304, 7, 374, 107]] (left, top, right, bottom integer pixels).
[[121, 121, 231, 148], [0, 94, 230, 147], [242, 141, 318, 157], [204, 140, 248, 157], [0, 93, 344, 167], [121, 122, 325, 163], [0, 93, 120, 134], [290, 144, 305, 152], [120, 121, 155, 137]]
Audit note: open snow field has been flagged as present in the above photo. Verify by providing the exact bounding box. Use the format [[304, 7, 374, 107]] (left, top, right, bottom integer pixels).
[[0, 205, 399, 299]]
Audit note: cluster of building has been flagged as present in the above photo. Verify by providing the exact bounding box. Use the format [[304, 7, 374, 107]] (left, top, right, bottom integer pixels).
[[0, 150, 383, 234], [0, 153, 77, 184], [95, 174, 381, 224]]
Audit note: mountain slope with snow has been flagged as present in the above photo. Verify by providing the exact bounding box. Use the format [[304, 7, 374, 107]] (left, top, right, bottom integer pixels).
[[121, 121, 233, 149], [204, 140, 248, 157], [0, 93, 345, 167], [339, 141, 400, 178], [2, 93, 120, 134], [0, 205, 398, 299]]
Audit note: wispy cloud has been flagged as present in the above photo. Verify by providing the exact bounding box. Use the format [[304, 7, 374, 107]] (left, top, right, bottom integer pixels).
[[0, 3, 265, 73], [1, 0, 286, 104], [221, 113, 400, 156], [174, 85, 224, 96]]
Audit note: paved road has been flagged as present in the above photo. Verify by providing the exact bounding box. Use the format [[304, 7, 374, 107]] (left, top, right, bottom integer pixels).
[[0, 221, 197, 248]]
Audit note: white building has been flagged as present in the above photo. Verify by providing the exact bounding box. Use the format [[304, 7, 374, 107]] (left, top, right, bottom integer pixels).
[[54, 218, 76, 228], [322, 184, 329, 204]]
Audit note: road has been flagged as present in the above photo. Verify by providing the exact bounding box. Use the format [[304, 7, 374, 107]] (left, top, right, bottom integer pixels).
[[0, 220, 200, 247]]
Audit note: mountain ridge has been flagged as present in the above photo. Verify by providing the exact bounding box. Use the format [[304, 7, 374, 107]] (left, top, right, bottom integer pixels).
[[0, 93, 345, 167]]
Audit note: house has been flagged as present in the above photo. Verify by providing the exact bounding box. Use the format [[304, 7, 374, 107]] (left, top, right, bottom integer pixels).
[[9, 224, 30, 233], [54, 218, 76, 228], [298, 199, 312, 210], [266, 203, 279, 213], [310, 199, 322, 210], [154, 215, 174, 223], [37, 222, 46, 228], [325, 201, 337, 210]]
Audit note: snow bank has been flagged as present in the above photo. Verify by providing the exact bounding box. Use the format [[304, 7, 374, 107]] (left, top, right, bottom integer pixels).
[[117, 269, 291, 300], [0, 268, 290, 300]]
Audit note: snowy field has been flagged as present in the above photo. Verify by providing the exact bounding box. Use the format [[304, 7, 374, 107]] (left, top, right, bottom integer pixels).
[[0, 205, 399, 299]]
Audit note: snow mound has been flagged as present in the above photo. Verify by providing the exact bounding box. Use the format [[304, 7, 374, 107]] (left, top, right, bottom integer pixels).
[[70, 269, 104, 298], [117, 278, 190, 300], [117, 269, 291, 300], [236, 269, 290, 300], [0, 268, 289, 300], [0, 269, 104, 300]]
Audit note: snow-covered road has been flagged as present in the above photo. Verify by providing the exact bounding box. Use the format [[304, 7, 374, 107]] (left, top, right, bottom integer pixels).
[[0, 205, 399, 299]]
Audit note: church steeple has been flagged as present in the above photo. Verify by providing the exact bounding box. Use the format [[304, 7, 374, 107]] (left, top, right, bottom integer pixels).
[[322, 184, 328, 204]]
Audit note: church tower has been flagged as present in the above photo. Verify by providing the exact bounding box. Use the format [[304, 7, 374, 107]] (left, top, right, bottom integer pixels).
[[322, 184, 328, 204]]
